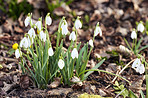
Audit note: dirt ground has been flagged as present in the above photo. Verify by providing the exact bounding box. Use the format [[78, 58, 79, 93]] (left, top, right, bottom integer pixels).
[[0, 0, 148, 97]]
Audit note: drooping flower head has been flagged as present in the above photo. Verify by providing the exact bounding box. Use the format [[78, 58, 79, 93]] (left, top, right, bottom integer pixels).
[[74, 17, 82, 30], [61, 20, 69, 35], [15, 49, 22, 58], [20, 37, 29, 48], [131, 29, 137, 39], [35, 18, 42, 31], [132, 58, 145, 74], [132, 58, 141, 68], [45, 13, 52, 26], [69, 31, 76, 41], [136, 64, 145, 74], [137, 22, 144, 32], [71, 48, 78, 59], [58, 59, 65, 69], [24, 13, 32, 27], [40, 31, 46, 42], [12, 43, 18, 50], [48, 47, 54, 56], [89, 39, 93, 47], [94, 22, 102, 36], [28, 28, 36, 38]]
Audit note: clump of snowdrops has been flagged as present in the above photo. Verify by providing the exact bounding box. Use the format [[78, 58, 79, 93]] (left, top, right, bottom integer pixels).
[[11, 13, 104, 89], [122, 21, 148, 97]]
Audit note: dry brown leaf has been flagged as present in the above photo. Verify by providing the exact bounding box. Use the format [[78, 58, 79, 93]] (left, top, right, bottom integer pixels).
[[14, 26, 24, 33], [47, 78, 61, 88], [19, 75, 30, 89]]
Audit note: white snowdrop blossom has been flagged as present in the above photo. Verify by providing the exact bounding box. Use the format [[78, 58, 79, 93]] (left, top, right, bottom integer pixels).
[[27, 37, 33, 47], [136, 64, 145, 74], [131, 30, 137, 39], [40, 31, 46, 42], [61, 20, 68, 35], [132, 58, 145, 74], [20, 37, 29, 48], [28, 28, 36, 38], [132, 58, 141, 68], [94, 26, 102, 36], [58, 59, 65, 69], [48, 47, 54, 56], [35, 21, 42, 31], [137, 23, 144, 32], [69, 31, 76, 41], [71, 48, 78, 59], [74, 19, 82, 29], [15, 49, 22, 58], [46, 15, 52, 25], [24, 16, 30, 27], [89, 39, 93, 47]]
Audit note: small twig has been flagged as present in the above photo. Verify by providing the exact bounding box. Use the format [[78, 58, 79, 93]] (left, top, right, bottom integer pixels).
[[105, 59, 136, 89], [115, 88, 126, 98]]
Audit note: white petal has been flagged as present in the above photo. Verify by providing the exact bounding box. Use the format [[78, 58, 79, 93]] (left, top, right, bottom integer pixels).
[[40, 31, 46, 42], [46, 16, 52, 25], [137, 23, 144, 32], [132, 58, 141, 68], [94, 26, 102, 36], [89, 39, 93, 47], [35, 21, 42, 30], [131, 30, 137, 39], [58, 59, 65, 69], [136, 64, 145, 74], [62, 25, 68, 35], [48, 47, 54, 56], [28, 28, 36, 38], [71, 48, 78, 59], [75, 19, 82, 29], [69, 31, 76, 41], [24, 16, 30, 27], [15, 49, 22, 58], [20, 37, 29, 48]]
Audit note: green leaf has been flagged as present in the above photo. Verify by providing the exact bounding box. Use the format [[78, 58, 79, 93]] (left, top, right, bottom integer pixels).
[[83, 59, 105, 80], [138, 45, 148, 53], [129, 89, 138, 98], [135, 38, 143, 51], [140, 90, 145, 98]]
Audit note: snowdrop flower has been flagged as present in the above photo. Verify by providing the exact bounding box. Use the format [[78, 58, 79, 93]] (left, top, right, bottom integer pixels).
[[24, 16, 30, 27], [20, 37, 29, 48], [132, 58, 141, 68], [12, 43, 18, 50], [69, 31, 76, 41], [45, 14, 52, 26], [35, 21, 42, 31], [61, 20, 69, 35], [48, 47, 54, 56], [89, 39, 93, 47], [94, 22, 102, 36], [131, 30, 137, 39], [58, 59, 65, 69], [132, 58, 145, 74], [136, 64, 145, 74], [71, 48, 78, 59], [28, 28, 36, 38], [15, 49, 22, 58], [40, 31, 46, 42], [27, 37, 33, 47], [137, 23, 144, 32], [74, 18, 82, 29]]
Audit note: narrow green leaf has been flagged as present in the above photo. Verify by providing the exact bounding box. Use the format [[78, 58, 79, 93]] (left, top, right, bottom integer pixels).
[[140, 90, 145, 98], [83, 59, 105, 80]]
